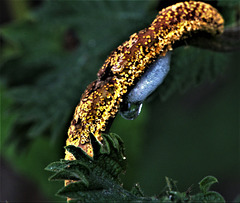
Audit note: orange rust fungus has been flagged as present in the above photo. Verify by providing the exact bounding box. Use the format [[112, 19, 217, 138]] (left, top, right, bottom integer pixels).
[[65, 1, 224, 163]]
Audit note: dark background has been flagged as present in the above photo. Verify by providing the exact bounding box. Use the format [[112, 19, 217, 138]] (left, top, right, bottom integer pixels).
[[1, 0, 239, 202]]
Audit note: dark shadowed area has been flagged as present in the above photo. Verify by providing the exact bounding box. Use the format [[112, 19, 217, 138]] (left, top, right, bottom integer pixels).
[[0, 0, 239, 202]]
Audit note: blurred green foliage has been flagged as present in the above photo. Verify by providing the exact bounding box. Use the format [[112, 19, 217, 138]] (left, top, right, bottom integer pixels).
[[1, 0, 239, 201]]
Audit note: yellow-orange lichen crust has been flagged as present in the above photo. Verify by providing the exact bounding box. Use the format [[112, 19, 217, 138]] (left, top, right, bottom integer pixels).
[[65, 1, 224, 162]]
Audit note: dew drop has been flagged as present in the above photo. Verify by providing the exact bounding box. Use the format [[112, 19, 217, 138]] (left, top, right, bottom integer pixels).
[[119, 102, 143, 120]]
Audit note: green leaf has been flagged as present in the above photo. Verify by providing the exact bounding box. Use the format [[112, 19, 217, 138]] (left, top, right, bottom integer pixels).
[[203, 191, 225, 202], [49, 168, 89, 186], [65, 145, 93, 162], [131, 183, 144, 197], [165, 177, 178, 192], [45, 160, 71, 172], [199, 176, 218, 194], [46, 133, 226, 202], [57, 182, 91, 198], [191, 193, 205, 202], [58, 184, 137, 201], [47, 133, 130, 200], [191, 191, 225, 202], [159, 47, 227, 101]]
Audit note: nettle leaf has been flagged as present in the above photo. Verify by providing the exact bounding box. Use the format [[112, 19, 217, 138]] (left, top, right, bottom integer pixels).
[[199, 175, 218, 194], [59, 183, 136, 202], [158, 47, 227, 101], [65, 134, 127, 183], [191, 191, 225, 203], [45, 160, 71, 172], [57, 182, 92, 198], [49, 168, 89, 184], [203, 191, 225, 202], [131, 183, 145, 197], [47, 133, 141, 201], [165, 176, 179, 192], [65, 145, 94, 163], [46, 133, 225, 202]]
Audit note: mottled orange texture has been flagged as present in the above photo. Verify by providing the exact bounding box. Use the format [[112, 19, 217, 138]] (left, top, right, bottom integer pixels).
[[65, 1, 224, 161]]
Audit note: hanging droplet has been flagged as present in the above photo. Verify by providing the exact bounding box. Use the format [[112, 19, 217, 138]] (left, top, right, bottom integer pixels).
[[119, 102, 143, 120]]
